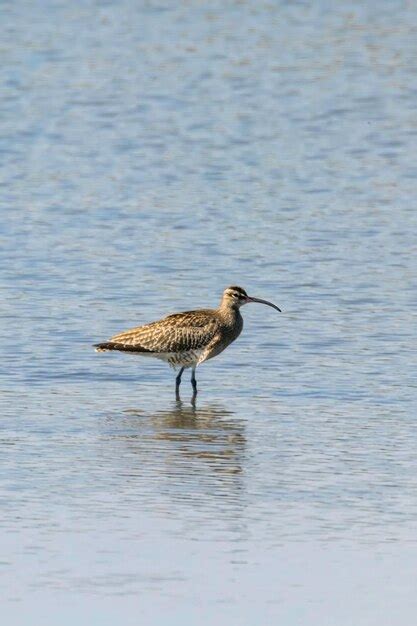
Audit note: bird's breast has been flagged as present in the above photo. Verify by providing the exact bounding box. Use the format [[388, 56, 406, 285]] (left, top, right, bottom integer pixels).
[[223, 311, 243, 343], [206, 311, 243, 360]]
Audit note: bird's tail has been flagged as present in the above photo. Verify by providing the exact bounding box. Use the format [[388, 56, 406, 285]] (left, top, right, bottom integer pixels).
[[94, 342, 115, 352], [93, 342, 152, 353]]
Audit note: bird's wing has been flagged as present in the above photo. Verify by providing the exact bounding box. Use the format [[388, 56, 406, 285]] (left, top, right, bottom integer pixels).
[[106, 310, 220, 354]]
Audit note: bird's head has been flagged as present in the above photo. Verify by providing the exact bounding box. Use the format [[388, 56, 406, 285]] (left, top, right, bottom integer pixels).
[[221, 286, 281, 312]]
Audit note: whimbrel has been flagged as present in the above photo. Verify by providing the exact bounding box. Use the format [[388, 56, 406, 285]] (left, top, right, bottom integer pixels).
[[94, 286, 281, 396]]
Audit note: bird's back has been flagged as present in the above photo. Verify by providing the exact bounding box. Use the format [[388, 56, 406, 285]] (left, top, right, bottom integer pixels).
[[95, 308, 221, 355]]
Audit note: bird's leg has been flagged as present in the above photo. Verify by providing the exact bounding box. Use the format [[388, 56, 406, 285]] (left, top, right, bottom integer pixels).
[[191, 366, 197, 395], [175, 367, 185, 399]]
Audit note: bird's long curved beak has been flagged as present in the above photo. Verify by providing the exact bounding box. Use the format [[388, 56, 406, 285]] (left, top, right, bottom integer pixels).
[[246, 296, 281, 312]]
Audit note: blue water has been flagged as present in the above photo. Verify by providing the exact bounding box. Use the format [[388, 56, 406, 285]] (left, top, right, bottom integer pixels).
[[1, 1, 417, 624]]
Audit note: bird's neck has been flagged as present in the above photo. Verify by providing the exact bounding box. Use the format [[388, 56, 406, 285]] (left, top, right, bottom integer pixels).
[[218, 302, 241, 326]]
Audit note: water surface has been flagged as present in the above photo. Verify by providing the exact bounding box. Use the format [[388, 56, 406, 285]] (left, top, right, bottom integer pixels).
[[1, 1, 416, 624]]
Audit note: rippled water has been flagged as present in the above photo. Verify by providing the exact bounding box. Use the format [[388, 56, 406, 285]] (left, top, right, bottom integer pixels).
[[1, 1, 417, 624]]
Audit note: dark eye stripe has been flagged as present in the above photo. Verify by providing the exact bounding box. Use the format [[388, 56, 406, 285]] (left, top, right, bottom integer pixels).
[[227, 286, 247, 297]]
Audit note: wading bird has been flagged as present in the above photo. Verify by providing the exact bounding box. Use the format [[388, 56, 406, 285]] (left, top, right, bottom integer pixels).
[[94, 286, 281, 397]]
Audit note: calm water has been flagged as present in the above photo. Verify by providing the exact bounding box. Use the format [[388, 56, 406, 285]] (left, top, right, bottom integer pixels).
[[1, 1, 417, 624]]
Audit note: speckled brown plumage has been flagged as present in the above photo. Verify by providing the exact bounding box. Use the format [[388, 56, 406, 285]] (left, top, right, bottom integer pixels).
[[94, 285, 281, 394], [95, 307, 241, 366]]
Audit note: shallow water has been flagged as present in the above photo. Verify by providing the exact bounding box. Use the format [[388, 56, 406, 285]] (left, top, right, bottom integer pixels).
[[1, 1, 417, 624]]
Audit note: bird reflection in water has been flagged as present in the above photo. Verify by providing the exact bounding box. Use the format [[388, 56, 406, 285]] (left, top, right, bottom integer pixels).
[[121, 398, 246, 480], [105, 399, 248, 531]]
